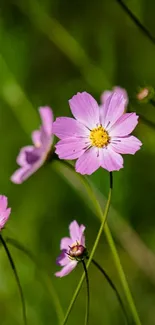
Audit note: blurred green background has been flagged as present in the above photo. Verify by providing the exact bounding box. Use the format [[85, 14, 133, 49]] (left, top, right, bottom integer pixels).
[[0, 0, 155, 324]]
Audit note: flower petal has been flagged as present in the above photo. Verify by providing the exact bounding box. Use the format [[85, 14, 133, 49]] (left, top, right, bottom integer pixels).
[[55, 138, 90, 160], [55, 260, 77, 277], [100, 90, 112, 105], [69, 92, 100, 129], [75, 147, 100, 175], [60, 237, 72, 250], [0, 196, 8, 213], [109, 113, 139, 136], [100, 146, 124, 172], [0, 208, 11, 229], [39, 107, 53, 136], [16, 146, 34, 166], [101, 89, 128, 129], [32, 130, 41, 147], [69, 220, 85, 243], [53, 117, 89, 139], [11, 161, 42, 184], [56, 251, 69, 266], [111, 135, 142, 154]]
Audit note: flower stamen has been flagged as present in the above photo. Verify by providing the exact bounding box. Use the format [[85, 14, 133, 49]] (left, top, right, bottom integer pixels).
[[90, 125, 110, 148]]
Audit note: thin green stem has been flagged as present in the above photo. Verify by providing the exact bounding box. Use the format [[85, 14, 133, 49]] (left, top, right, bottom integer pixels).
[[92, 259, 129, 325], [117, 0, 155, 46], [54, 161, 142, 325], [5, 237, 64, 325], [82, 260, 90, 325], [0, 234, 27, 325], [104, 225, 141, 325], [62, 184, 112, 325]]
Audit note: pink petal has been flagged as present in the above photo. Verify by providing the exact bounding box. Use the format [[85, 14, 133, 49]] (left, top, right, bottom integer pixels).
[[39, 107, 53, 136], [69, 220, 85, 243], [55, 138, 90, 160], [11, 161, 42, 184], [0, 196, 8, 213], [16, 146, 34, 166], [75, 147, 100, 175], [111, 136, 142, 154], [100, 90, 112, 105], [53, 117, 89, 139], [101, 89, 128, 129], [60, 237, 72, 250], [69, 92, 100, 129], [100, 146, 124, 172], [0, 208, 11, 229], [55, 260, 77, 277], [109, 113, 139, 137], [32, 130, 41, 147], [56, 251, 69, 266]]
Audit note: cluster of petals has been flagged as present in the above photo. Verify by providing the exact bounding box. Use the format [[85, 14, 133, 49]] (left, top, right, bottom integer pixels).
[[53, 87, 142, 175], [55, 220, 86, 277], [11, 107, 53, 184], [0, 195, 11, 230]]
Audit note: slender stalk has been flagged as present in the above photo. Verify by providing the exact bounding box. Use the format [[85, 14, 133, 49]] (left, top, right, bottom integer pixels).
[[5, 237, 64, 324], [82, 260, 90, 325], [117, 0, 155, 46], [62, 181, 112, 325], [0, 233, 27, 325], [92, 259, 129, 325], [54, 161, 142, 325]]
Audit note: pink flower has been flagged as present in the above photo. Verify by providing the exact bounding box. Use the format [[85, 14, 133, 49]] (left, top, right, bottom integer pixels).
[[11, 107, 53, 184], [53, 88, 142, 175], [55, 220, 86, 278], [0, 196, 11, 230]]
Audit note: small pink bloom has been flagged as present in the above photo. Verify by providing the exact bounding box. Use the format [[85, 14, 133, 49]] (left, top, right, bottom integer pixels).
[[53, 88, 142, 175], [0, 195, 11, 230], [11, 107, 53, 184], [55, 220, 86, 278]]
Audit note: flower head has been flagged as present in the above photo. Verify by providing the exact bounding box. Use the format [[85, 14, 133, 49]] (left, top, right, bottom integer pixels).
[[55, 220, 86, 278], [53, 88, 142, 175], [11, 107, 53, 184], [0, 196, 11, 230]]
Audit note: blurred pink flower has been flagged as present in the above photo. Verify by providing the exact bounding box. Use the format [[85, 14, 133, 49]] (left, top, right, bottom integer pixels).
[[53, 88, 142, 175], [0, 196, 11, 230], [55, 220, 86, 278], [11, 107, 53, 184]]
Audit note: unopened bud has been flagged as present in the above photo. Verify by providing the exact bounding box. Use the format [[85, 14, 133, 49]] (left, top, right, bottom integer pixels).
[[136, 86, 154, 103]]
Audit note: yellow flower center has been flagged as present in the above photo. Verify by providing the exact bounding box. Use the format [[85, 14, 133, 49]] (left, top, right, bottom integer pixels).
[[90, 125, 110, 148]]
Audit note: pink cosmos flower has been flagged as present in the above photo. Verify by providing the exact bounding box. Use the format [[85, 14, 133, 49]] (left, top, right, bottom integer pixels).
[[53, 88, 142, 175], [11, 107, 53, 184], [55, 220, 86, 278], [0, 195, 11, 230]]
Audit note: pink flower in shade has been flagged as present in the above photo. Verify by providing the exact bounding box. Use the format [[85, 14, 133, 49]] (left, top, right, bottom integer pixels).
[[11, 107, 53, 184], [53, 88, 142, 175], [0, 196, 11, 230], [55, 220, 86, 278]]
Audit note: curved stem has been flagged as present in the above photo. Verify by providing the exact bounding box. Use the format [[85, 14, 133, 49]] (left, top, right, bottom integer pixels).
[[53, 161, 142, 325], [0, 233, 27, 325], [92, 259, 129, 325], [117, 0, 155, 46], [62, 181, 112, 325], [82, 260, 90, 325], [5, 237, 64, 324]]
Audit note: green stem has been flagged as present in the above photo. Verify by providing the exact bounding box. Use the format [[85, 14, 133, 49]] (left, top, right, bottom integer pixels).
[[0, 233, 27, 325], [104, 225, 141, 325], [62, 180, 112, 325], [53, 161, 142, 325], [5, 237, 64, 325], [92, 259, 129, 325], [82, 260, 90, 325]]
